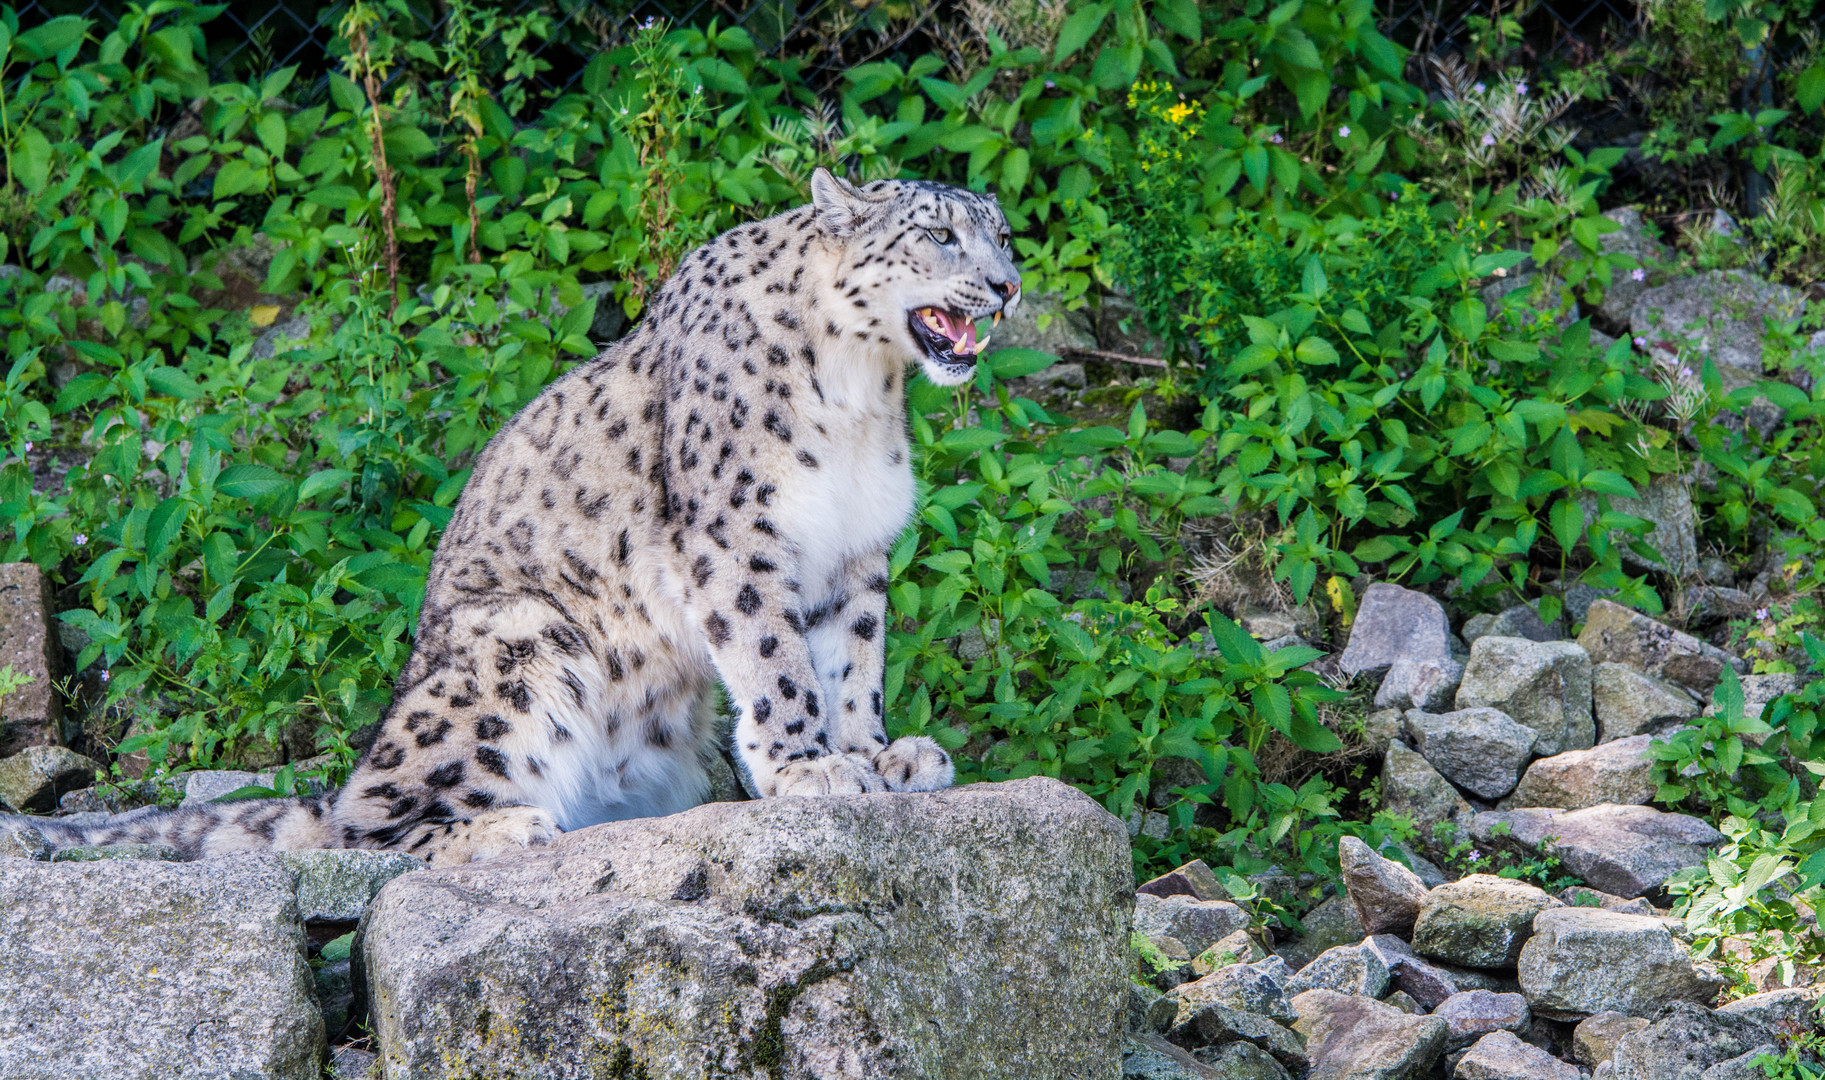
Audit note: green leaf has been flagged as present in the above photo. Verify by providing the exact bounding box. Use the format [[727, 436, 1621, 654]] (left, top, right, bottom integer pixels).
[[1549, 498, 1585, 551], [1054, 4, 1110, 64], [987, 348, 1057, 379], [1295, 337, 1339, 365], [1154, 0, 1201, 38], [1581, 470, 1639, 499], [299, 468, 356, 502], [15, 127, 52, 194], [145, 497, 187, 559], [145, 367, 203, 400], [216, 464, 288, 501]]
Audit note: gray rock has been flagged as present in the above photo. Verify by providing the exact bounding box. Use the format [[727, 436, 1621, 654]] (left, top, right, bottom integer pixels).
[[1507, 734, 1658, 810], [1172, 956, 1296, 1023], [1715, 986, 1825, 1032], [1123, 1033, 1221, 1079], [1361, 708, 1405, 752], [48, 842, 181, 862], [1339, 835, 1428, 937], [1592, 662, 1700, 741], [1382, 741, 1474, 847], [1577, 599, 1745, 693], [1406, 707, 1539, 800], [276, 849, 423, 922], [1593, 207, 1668, 330], [1574, 1011, 1651, 1066], [1582, 476, 1700, 578], [1518, 909, 1726, 1020], [1274, 893, 1366, 971], [0, 746, 99, 813], [0, 819, 49, 860], [1628, 269, 1804, 375], [1686, 584, 1755, 627], [251, 314, 313, 360], [1290, 988, 1449, 1079], [329, 1044, 380, 1079], [363, 778, 1131, 1080], [1166, 1000, 1308, 1069], [993, 290, 1098, 358], [1455, 1029, 1580, 1079], [1463, 605, 1563, 645], [1135, 893, 1253, 956], [1364, 934, 1463, 1010], [1721, 673, 1803, 726], [181, 769, 278, 805], [1385, 990, 1424, 1014], [317, 954, 354, 1038], [1194, 1041, 1290, 1080], [1286, 943, 1390, 998], [0, 854, 324, 1078], [1139, 858, 1227, 901], [1456, 637, 1595, 756], [1130, 984, 1180, 1034], [1558, 886, 1661, 916], [0, 564, 62, 757], [1340, 583, 1454, 682], [1472, 804, 1724, 898], [1193, 929, 1267, 974], [1704, 1045, 1785, 1080], [1436, 990, 1531, 1050], [1607, 1000, 1774, 1080], [1375, 655, 1465, 712], [1413, 874, 1562, 969]]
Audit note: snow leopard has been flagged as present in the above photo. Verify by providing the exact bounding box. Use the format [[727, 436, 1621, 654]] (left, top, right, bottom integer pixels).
[[2, 169, 1022, 864]]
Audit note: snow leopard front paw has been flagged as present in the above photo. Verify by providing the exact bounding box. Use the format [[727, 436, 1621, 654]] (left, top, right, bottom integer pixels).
[[771, 752, 889, 797], [418, 805, 560, 865], [874, 736, 954, 792]]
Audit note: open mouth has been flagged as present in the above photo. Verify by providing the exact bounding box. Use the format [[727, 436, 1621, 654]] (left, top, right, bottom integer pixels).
[[908, 306, 999, 370]]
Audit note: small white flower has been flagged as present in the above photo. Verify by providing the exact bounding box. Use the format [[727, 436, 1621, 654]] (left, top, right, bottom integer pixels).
[[1337, 125, 1351, 138], [100, 670, 110, 682], [1633, 336, 1648, 349], [1756, 607, 1770, 621], [74, 533, 86, 546], [1473, 82, 1486, 93], [1516, 81, 1528, 96], [21, 441, 30, 453], [1269, 133, 1283, 144], [1044, 79, 1055, 89], [1480, 133, 1496, 147], [1631, 268, 1646, 282]]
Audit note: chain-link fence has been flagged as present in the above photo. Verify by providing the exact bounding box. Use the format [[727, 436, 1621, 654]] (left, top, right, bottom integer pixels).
[[12, 0, 1654, 100]]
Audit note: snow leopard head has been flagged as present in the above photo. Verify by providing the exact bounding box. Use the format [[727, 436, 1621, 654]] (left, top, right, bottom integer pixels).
[[810, 168, 1023, 387]]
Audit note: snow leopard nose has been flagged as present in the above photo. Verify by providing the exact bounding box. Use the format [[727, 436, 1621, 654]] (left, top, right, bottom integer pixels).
[[990, 275, 1021, 304]]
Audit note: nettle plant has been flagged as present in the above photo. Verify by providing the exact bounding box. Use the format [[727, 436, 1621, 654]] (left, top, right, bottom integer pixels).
[[885, 349, 1401, 879]]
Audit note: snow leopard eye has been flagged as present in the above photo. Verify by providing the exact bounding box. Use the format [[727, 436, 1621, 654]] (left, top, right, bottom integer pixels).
[[998, 231, 1011, 250], [927, 227, 953, 245]]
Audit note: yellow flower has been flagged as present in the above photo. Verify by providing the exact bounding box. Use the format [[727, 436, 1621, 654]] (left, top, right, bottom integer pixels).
[[1166, 102, 1194, 124]]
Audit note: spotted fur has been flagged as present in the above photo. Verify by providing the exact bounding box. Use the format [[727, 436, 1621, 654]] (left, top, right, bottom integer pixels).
[[13, 171, 1020, 864]]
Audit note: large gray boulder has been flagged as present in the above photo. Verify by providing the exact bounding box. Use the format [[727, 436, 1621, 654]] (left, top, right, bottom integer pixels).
[[1165, 1001, 1307, 1069], [1338, 836, 1428, 937], [1628, 269, 1804, 375], [1135, 894, 1253, 956], [1339, 583, 1453, 682], [0, 564, 62, 757], [1518, 909, 1725, 1020], [1274, 893, 1366, 971], [1171, 955, 1296, 1023], [1290, 988, 1448, 1080], [1506, 734, 1658, 810], [1471, 804, 1723, 898], [276, 849, 423, 922], [0, 854, 324, 1078], [362, 778, 1133, 1080], [1363, 934, 1464, 1010], [1456, 637, 1595, 756], [1412, 874, 1561, 969], [0, 745, 99, 813], [1434, 990, 1531, 1051], [1285, 943, 1390, 998], [1715, 986, 1825, 1032], [1607, 1001, 1775, 1080], [1122, 1034, 1222, 1079], [1454, 1030, 1580, 1080], [1577, 599, 1744, 693], [1573, 1011, 1650, 1067], [1591, 662, 1699, 741], [1382, 742, 1473, 845], [1405, 707, 1538, 800]]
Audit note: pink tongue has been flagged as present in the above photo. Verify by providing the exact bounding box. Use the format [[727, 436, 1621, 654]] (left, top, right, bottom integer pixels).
[[936, 309, 977, 353]]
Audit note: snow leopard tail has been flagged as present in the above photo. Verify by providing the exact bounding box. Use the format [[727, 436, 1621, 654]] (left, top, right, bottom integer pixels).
[[0, 794, 338, 861]]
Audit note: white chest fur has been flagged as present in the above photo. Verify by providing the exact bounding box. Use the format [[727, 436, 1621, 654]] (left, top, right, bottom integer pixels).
[[776, 400, 912, 596]]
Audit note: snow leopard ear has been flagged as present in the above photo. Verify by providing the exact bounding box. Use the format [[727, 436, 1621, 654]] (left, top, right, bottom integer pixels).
[[809, 167, 886, 237]]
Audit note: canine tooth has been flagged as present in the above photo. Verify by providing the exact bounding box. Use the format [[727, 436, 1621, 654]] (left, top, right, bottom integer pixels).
[[922, 310, 943, 331], [975, 335, 991, 354], [992, 311, 1003, 326]]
